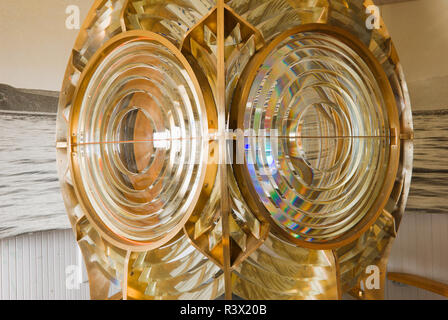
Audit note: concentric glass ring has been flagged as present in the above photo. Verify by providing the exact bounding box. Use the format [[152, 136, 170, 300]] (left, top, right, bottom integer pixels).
[[237, 30, 394, 245], [71, 34, 208, 247]]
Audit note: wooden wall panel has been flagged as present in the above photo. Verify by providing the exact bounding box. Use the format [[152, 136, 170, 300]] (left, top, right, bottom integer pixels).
[[407, 109, 448, 215], [0, 0, 447, 300], [0, 229, 90, 300]]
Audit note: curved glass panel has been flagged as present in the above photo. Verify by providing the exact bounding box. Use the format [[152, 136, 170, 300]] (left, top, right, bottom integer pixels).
[[75, 39, 207, 243]]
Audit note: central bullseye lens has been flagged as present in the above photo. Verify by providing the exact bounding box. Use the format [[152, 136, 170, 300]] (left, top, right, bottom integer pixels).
[[72, 36, 208, 246]]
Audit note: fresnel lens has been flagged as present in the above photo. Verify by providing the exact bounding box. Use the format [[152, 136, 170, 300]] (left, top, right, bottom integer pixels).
[[57, 0, 413, 300]]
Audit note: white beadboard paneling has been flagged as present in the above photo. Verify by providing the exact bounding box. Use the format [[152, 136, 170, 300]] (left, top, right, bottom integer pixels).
[[386, 213, 448, 300], [0, 229, 89, 300], [432, 214, 448, 282], [16, 236, 23, 299]]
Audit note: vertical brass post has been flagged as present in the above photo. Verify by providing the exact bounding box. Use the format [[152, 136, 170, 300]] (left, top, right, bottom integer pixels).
[[217, 0, 232, 300]]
